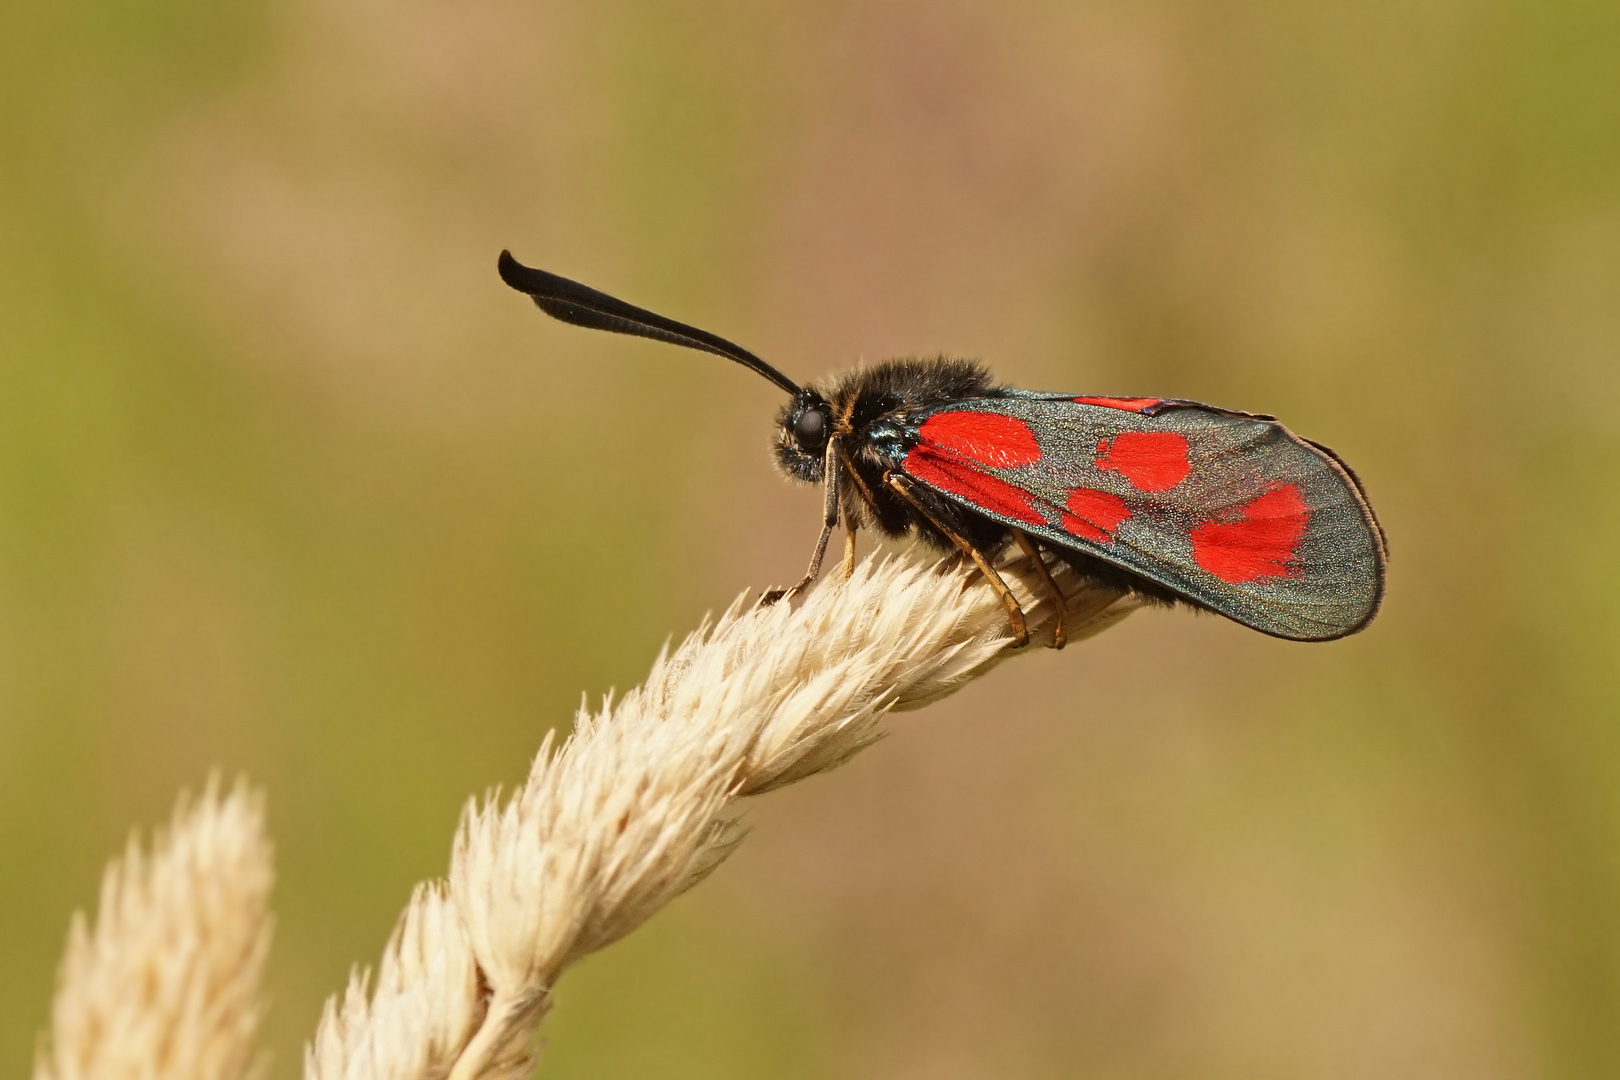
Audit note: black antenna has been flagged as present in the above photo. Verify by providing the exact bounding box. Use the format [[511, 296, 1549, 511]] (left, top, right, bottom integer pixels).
[[497, 251, 802, 396]]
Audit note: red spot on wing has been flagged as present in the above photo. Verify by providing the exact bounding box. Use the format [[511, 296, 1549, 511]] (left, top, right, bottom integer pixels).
[[1095, 432, 1191, 492], [904, 449, 1044, 525], [1074, 396, 1163, 412], [917, 411, 1041, 468], [1062, 488, 1131, 543], [1190, 484, 1310, 583]]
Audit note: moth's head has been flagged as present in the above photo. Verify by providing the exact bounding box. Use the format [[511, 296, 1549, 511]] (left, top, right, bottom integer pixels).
[[773, 389, 833, 484]]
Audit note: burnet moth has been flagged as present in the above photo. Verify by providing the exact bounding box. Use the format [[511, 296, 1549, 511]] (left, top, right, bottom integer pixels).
[[498, 251, 1387, 646]]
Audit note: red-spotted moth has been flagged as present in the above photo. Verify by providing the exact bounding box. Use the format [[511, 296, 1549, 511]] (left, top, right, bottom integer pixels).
[[499, 251, 1386, 645]]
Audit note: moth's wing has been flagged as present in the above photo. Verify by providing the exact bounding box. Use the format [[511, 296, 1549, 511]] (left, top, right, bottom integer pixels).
[[897, 394, 1386, 641]]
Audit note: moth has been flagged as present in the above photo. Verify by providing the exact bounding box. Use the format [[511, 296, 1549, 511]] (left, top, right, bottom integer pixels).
[[498, 251, 1386, 645]]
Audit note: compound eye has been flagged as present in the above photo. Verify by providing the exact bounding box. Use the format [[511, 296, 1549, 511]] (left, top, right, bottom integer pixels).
[[794, 407, 828, 449]]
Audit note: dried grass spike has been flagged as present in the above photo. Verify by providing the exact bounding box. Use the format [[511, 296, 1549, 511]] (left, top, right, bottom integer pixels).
[[310, 549, 1141, 1080], [34, 777, 274, 1080]]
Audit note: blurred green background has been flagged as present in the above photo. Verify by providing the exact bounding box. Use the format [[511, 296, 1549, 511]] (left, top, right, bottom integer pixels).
[[3, 0, 1618, 1076]]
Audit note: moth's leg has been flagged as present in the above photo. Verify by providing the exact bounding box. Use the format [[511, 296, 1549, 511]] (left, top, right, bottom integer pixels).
[[760, 436, 842, 606], [841, 451, 880, 511], [1012, 530, 1066, 650], [885, 472, 1029, 647], [834, 449, 862, 580]]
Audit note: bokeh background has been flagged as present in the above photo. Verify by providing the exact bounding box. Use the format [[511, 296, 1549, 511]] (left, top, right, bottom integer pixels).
[[3, 0, 1618, 1076]]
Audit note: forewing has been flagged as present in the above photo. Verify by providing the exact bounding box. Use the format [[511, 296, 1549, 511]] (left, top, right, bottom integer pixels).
[[899, 394, 1386, 640]]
